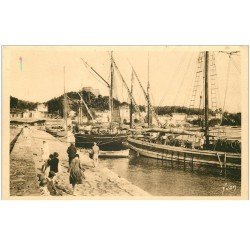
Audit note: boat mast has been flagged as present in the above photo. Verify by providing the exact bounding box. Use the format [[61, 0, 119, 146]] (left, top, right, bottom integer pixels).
[[112, 57, 141, 117], [204, 51, 209, 148], [63, 66, 68, 130], [131, 65, 162, 127], [109, 51, 114, 125], [130, 70, 134, 128], [147, 52, 151, 127]]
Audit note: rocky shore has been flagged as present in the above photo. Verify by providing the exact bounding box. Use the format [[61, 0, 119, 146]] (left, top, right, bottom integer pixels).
[[10, 127, 149, 198]]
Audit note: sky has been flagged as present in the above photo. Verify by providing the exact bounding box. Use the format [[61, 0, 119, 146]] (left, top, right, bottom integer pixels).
[[4, 46, 243, 113]]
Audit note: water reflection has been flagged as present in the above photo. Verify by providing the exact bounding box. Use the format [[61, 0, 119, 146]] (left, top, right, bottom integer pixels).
[[101, 152, 241, 196]]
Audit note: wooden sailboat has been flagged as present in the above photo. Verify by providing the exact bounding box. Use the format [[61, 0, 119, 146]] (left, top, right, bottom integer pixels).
[[126, 51, 241, 171], [74, 52, 128, 151], [56, 66, 69, 137], [46, 66, 68, 138]]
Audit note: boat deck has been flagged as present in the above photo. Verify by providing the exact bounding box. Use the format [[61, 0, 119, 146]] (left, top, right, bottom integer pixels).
[[127, 137, 241, 171]]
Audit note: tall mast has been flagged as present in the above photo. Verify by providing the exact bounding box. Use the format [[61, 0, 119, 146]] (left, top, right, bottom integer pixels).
[[147, 52, 151, 127], [109, 51, 114, 125], [112, 57, 141, 117], [131, 65, 162, 127], [130, 70, 134, 128], [63, 66, 68, 130], [204, 51, 209, 148]]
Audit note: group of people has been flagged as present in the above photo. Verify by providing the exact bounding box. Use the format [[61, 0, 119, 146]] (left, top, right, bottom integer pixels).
[[41, 141, 59, 176], [39, 141, 61, 195], [39, 140, 100, 196]]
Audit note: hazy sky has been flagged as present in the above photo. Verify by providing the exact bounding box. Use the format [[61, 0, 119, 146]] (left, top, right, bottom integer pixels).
[[4, 46, 242, 112]]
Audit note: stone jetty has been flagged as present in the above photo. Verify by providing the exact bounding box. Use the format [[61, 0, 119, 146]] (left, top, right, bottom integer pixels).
[[9, 127, 149, 198]]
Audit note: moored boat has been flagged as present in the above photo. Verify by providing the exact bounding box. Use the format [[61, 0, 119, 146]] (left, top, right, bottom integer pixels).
[[126, 51, 241, 172], [89, 149, 130, 158], [45, 125, 65, 137], [74, 52, 136, 151], [75, 133, 127, 150], [127, 137, 241, 170]]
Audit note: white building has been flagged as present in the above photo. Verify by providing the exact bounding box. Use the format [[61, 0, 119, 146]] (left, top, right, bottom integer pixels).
[[95, 110, 110, 123], [37, 103, 48, 112], [120, 105, 130, 123], [82, 87, 100, 97], [186, 114, 199, 121], [171, 113, 187, 123]]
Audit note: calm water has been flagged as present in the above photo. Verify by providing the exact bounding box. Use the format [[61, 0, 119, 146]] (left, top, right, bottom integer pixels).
[[101, 153, 241, 196], [101, 127, 241, 196]]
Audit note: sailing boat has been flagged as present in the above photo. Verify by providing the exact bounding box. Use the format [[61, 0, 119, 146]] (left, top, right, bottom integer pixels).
[[126, 51, 241, 171], [74, 52, 128, 151], [46, 66, 69, 138]]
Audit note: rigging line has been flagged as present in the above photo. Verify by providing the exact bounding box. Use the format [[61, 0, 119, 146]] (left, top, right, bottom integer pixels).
[[187, 51, 205, 116], [212, 52, 222, 110], [80, 58, 110, 88], [173, 51, 195, 106], [150, 92, 156, 111], [158, 52, 189, 106], [113, 57, 141, 115], [83, 64, 109, 88], [77, 92, 94, 120], [231, 56, 241, 74], [182, 51, 201, 108], [222, 56, 232, 115], [86, 68, 109, 88], [130, 64, 162, 127], [158, 52, 188, 106]]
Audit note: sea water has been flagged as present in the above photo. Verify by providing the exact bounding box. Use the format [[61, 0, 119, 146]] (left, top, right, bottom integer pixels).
[[101, 127, 241, 196]]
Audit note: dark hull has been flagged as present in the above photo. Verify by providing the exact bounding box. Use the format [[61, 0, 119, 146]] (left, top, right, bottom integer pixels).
[[45, 128, 66, 138], [127, 138, 241, 171], [75, 133, 127, 150]]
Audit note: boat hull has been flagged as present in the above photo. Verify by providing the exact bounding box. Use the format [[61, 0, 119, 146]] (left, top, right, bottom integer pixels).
[[45, 128, 66, 138], [127, 137, 241, 170], [75, 133, 128, 150], [89, 149, 130, 158]]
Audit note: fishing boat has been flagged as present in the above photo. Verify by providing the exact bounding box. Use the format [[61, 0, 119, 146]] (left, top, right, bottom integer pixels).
[[45, 67, 69, 138], [127, 136, 240, 170], [75, 132, 128, 150], [74, 52, 140, 150], [45, 125, 65, 137], [126, 51, 241, 171]]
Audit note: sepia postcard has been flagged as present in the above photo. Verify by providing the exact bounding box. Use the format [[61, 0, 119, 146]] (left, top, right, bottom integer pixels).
[[2, 45, 248, 199]]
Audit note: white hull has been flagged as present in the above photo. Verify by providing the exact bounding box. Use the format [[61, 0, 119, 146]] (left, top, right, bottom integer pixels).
[[89, 149, 130, 158]]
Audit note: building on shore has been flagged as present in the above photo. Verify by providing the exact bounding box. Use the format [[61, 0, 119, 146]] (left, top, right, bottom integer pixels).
[[10, 103, 49, 119], [171, 113, 187, 123], [82, 86, 100, 97]]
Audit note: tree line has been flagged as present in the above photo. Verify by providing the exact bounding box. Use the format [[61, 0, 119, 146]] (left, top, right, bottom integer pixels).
[[10, 93, 241, 126], [10, 96, 38, 113]]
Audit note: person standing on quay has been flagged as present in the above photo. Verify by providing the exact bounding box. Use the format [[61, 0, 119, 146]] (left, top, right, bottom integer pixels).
[[42, 154, 53, 176], [22, 125, 29, 139], [67, 143, 77, 166], [50, 152, 59, 174], [41, 141, 50, 170], [68, 154, 85, 196], [92, 142, 99, 167]]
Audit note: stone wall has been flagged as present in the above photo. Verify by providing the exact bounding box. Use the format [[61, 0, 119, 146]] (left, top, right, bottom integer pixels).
[[10, 133, 40, 196]]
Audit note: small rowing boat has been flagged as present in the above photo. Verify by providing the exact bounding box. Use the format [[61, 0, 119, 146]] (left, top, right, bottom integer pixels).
[[89, 149, 130, 159]]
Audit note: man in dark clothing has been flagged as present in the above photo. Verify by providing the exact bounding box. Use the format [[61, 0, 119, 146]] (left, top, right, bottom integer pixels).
[[67, 143, 77, 166], [50, 152, 59, 173]]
